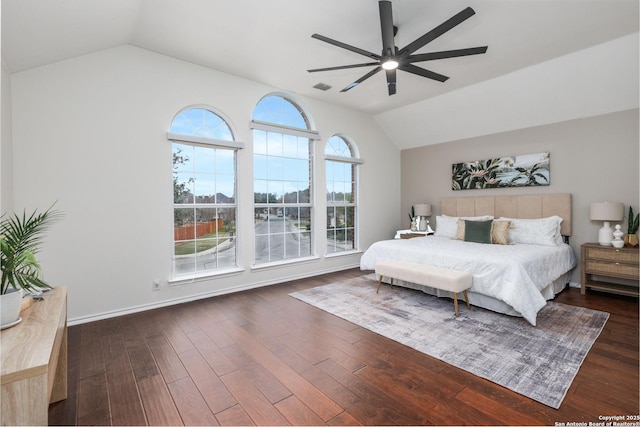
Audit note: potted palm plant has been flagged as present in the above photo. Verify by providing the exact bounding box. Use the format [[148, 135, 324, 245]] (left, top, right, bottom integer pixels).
[[625, 206, 639, 247], [0, 205, 61, 329]]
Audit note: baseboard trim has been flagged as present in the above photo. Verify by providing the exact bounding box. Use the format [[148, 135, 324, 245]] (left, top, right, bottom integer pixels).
[[68, 263, 360, 326]]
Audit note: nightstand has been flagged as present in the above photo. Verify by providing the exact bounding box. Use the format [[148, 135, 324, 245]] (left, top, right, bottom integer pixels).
[[581, 243, 639, 297]]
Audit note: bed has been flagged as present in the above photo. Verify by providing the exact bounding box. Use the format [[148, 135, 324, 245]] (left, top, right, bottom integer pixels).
[[360, 194, 577, 326]]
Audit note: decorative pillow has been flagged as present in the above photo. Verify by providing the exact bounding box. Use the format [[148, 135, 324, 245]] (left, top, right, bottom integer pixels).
[[464, 219, 493, 244], [455, 219, 466, 240], [435, 215, 493, 239], [491, 220, 512, 245], [497, 216, 564, 246]]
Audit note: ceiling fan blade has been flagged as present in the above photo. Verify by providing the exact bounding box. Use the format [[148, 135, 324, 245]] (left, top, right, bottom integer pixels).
[[340, 66, 382, 92], [399, 7, 476, 56], [379, 0, 395, 55], [399, 64, 449, 82], [308, 62, 381, 73], [385, 68, 397, 96], [311, 33, 380, 60], [407, 46, 488, 63]]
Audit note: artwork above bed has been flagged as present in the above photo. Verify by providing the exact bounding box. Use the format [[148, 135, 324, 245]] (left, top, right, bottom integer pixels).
[[452, 151, 549, 191]]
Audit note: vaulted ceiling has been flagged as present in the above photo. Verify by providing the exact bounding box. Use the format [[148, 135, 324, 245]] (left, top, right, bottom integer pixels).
[[2, 0, 638, 117]]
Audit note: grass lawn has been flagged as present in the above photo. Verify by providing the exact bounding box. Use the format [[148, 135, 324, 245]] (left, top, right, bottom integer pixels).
[[175, 231, 232, 255]]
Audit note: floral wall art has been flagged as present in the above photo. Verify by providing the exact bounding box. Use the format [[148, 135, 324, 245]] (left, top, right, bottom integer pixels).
[[452, 151, 550, 191]]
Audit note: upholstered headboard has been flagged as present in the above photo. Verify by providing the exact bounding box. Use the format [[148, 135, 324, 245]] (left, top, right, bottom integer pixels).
[[441, 193, 572, 236]]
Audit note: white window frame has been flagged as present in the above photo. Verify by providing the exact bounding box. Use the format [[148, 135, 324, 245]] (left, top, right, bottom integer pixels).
[[325, 135, 362, 255], [251, 96, 318, 267], [168, 107, 242, 280]]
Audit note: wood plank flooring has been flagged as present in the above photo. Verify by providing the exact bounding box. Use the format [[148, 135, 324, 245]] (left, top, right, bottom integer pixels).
[[49, 268, 639, 425]]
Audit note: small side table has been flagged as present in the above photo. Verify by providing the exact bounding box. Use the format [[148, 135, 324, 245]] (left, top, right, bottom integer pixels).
[[580, 243, 639, 297], [395, 229, 432, 239]]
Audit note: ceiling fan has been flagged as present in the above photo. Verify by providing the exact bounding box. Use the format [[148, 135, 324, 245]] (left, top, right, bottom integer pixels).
[[308, 1, 488, 95]]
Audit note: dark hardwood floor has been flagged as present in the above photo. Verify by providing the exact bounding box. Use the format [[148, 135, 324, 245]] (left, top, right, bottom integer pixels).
[[49, 268, 639, 426]]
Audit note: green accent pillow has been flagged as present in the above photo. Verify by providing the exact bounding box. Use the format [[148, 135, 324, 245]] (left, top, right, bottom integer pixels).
[[464, 219, 493, 244]]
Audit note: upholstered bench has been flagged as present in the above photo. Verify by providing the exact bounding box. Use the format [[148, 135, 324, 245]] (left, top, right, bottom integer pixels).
[[375, 260, 472, 316]]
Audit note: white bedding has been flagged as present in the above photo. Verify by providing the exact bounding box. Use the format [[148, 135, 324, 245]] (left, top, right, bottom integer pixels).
[[360, 236, 576, 325]]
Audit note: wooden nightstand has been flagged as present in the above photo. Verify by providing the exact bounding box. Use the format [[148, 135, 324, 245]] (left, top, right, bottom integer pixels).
[[581, 243, 639, 297]]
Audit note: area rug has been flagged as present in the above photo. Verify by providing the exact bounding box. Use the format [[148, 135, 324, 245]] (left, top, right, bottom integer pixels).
[[289, 275, 609, 409]]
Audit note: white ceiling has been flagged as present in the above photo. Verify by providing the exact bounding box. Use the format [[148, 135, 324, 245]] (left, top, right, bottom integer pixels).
[[2, 0, 638, 115]]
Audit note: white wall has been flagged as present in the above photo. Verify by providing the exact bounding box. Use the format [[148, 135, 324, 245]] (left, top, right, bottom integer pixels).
[[10, 45, 401, 323], [376, 33, 639, 149], [1, 58, 13, 216]]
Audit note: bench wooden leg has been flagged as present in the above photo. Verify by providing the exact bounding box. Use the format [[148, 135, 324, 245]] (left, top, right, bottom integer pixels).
[[463, 290, 471, 310], [376, 275, 383, 293], [453, 292, 459, 316]]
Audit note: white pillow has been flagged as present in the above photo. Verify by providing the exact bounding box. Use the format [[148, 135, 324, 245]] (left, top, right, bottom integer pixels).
[[435, 215, 494, 238], [498, 216, 564, 246]]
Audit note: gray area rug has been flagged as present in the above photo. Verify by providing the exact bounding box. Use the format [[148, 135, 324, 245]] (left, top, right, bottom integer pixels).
[[289, 275, 609, 409]]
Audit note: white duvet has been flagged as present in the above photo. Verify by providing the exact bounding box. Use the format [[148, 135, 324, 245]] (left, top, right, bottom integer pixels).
[[360, 236, 576, 325]]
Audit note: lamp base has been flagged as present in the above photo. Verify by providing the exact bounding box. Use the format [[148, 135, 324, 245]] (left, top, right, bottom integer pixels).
[[597, 221, 613, 246]]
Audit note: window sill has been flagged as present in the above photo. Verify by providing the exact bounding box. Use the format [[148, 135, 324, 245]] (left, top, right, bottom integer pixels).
[[251, 256, 320, 271], [169, 266, 244, 287], [325, 250, 362, 258]]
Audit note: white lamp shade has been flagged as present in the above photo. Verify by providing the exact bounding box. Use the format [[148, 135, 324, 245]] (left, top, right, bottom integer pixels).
[[414, 204, 432, 217], [589, 202, 624, 221], [590, 201, 624, 246]]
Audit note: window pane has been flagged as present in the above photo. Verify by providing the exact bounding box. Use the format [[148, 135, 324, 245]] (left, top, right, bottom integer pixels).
[[285, 207, 299, 227], [327, 207, 335, 228], [254, 154, 267, 179], [171, 108, 233, 140], [267, 132, 283, 156], [299, 231, 311, 257], [254, 180, 268, 203], [267, 156, 284, 180], [346, 207, 355, 227], [254, 130, 267, 154], [267, 180, 284, 203], [174, 208, 195, 238], [283, 134, 298, 157], [193, 146, 215, 174], [253, 96, 307, 129], [283, 182, 298, 203], [298, 159, 310, 183], [173, 144, 193, 172], [174, 172, 194, 204], [217, 175, 235, 203], [215, 149, 235, 175], [298, 137, 309, 160], [283, 158, 298, 180], [194, 175, 215, 203], [298, 186, 310, 203]]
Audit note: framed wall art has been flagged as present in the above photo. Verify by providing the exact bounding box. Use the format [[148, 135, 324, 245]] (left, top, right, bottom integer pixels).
[[452, 151, 549, 191]]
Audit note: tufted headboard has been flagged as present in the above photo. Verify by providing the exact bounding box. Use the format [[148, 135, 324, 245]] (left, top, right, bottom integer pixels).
[[440, 193, 572, 236]]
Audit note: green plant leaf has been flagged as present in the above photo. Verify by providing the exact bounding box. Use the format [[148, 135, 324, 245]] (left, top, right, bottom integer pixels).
[[1, 203, 62, 294]]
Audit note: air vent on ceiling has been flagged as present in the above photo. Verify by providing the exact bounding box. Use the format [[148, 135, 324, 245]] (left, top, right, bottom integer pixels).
[[313, 83, 332, 91]]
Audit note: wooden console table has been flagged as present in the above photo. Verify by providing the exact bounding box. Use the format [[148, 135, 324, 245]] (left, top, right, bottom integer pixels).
[[1, 287, 68, 426]]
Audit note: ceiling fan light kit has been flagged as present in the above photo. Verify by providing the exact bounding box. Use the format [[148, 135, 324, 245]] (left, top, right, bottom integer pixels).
[[308, 0, 488, 96]]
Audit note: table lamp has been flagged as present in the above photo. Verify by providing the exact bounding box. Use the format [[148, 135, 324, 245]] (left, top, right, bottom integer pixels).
[[413, 203, 432, 232], [590, 201, 624, 246]]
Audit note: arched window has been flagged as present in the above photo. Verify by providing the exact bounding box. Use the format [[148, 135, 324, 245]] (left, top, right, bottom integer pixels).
[[168, 107, 242, 277], [251, 95, 319, 265], [325, 135, 362, 254]]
